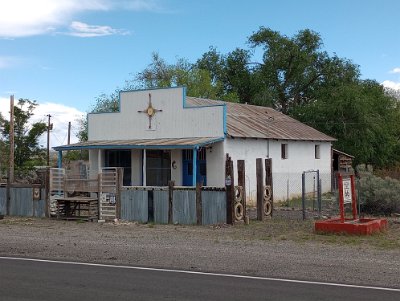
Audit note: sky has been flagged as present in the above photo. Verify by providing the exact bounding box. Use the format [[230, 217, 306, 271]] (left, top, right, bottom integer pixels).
[[0, 0, 400, 147]]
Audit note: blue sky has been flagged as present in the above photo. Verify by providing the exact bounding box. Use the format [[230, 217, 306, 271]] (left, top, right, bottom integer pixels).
[[1, 0, 400, 146]]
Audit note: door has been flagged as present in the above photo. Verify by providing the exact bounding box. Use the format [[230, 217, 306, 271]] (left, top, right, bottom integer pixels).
[[146, 150, 171, 186], [182, 149, 207, 186], [104, 150, 131, 186]]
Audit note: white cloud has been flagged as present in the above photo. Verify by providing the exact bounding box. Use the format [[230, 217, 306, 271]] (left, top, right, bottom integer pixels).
[[0, 97, 85, 148], [69, 21, 129, 37], [0, 0, 158, 38], [389, 67, 400, 74], [0, 56, 21, 69], [382, 80, 400, 91]]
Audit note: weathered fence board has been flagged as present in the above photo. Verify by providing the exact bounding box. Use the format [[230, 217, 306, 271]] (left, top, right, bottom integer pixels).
[[10, 188, 33, 216], [173, 190, 196, 224], [153, 190, 169, 224], [120, 190, 148, 222], [33, 188, 46, 217], [0, 187, 6, 215], [202, 190, 227, 225]]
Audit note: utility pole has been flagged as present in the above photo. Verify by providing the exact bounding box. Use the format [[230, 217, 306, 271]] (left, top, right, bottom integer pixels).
[[67, 121, 71, 145], [9, 95, 14, 183], [46, 114, 52, 167], [7, 95, 15, 215]]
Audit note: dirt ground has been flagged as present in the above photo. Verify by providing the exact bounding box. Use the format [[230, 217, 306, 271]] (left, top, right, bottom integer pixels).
[[1, 215, 400, 289]]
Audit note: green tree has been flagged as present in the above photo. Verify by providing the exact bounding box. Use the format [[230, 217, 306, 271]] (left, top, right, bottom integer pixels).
[[248, 27, 359, 113], [291, 80, 400, 167], [0, 99, 47, 173]]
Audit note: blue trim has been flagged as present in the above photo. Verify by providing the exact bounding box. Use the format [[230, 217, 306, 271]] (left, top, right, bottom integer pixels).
[[141, 149, 144, 186], [182, 86, 186, 108], [57, 151, 62, 168], [180, 87, 226, 136], [223, 104, 227, 136], [192, 147, 197, 186], [53, 137, 225, 152]]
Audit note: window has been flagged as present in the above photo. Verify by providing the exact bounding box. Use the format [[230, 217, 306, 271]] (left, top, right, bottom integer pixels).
[[281, 143, 288, 159], [315, 144, 321, 159]]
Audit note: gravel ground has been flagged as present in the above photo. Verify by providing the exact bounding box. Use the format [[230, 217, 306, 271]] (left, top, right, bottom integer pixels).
[[1, 216, 399, 289]]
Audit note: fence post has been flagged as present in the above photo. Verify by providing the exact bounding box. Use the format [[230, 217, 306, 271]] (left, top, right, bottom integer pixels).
[[237, 160, 246, 221], [196, 181, 202, 225], [317, 170, 321, 217], [225, 154, 234, 225], [256, 158, 263, 221], [265, 158, 273, 217], [302, 172, 306, 220], [168, 180, 174, 224]]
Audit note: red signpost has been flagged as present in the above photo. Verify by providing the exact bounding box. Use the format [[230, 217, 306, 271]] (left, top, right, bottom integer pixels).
[[315, 173, 387, 235]]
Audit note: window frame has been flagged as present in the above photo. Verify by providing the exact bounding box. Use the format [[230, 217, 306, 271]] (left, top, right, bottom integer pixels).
[[281, 143, 288, 160], [315, 144, 321, 159]]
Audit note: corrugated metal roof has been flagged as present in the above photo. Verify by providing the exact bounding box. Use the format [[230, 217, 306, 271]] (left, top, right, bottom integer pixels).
[[186, 97, 335, 141], [53, 137, 224, 151]]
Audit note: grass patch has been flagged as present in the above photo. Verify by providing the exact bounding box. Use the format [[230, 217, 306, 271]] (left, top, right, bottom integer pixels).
[[228, 217, 400, 250]]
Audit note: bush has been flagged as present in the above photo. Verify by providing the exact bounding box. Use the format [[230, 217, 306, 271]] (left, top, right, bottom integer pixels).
[[357, 168, 400, 215]]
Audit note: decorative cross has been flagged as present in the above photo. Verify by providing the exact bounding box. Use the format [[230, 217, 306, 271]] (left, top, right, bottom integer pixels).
[[137, 93, 162, 129]]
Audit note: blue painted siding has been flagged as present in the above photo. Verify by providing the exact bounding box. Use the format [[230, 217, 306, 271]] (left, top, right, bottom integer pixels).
[[202, 191, 227, 225], [153, 190, 169, 224], [0, 187, 6, 215], [120, 190, 148, 222], [10, 188, 33, 216], [173, 190, 197, 225]]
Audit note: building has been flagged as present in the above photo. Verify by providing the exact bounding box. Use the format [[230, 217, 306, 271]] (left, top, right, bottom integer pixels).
[[54, 86, 335, 202]]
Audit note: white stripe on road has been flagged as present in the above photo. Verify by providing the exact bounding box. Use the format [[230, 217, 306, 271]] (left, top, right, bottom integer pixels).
[[1, 256, 399, 292]]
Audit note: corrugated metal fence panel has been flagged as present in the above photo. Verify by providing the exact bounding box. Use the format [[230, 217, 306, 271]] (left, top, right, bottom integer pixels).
[[33, 188, 47, 217], [153, 190, 169, 224], [173, 190, 196, 225], [120, 190, 148, 222], [0, 187, 6, 215], [202, 191, 227, 225], [10, 187, 33, 216]]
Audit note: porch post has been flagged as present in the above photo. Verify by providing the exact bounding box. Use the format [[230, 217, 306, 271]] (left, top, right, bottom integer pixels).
[[57, 151, 62, 168], [142, 149, 147, 186], [98, 149, 102, 172], [192, 147, 197, 186]]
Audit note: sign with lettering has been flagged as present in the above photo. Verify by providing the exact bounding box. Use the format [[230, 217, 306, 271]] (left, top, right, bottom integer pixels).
[[342, 178, 352, 204]]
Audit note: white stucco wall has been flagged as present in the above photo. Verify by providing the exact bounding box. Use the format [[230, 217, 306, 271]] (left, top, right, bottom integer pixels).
[[88, 87, 224, 141], [89, 149, 104, 174], [171, 149, 182, 185], [225, 138, 332, 203], [205, 141, 225, 187], [131, 149, 142, 186]]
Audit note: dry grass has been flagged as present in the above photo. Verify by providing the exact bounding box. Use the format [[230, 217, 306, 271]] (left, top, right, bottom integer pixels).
[[229, 217, 400, 250], [1, 215, 399, 250]]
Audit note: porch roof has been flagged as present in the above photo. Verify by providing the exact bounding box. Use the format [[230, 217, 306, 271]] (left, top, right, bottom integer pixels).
[[53, 137, 224, 151]]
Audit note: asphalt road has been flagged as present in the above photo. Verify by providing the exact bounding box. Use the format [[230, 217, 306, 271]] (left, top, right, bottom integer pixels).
[[0, 257, 399, 301]]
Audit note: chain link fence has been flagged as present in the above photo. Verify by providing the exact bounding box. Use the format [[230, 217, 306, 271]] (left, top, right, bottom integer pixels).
[[273, 167, 400, 220]]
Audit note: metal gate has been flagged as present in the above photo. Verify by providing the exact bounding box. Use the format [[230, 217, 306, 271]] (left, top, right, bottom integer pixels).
[[301, 170, 321, 220]]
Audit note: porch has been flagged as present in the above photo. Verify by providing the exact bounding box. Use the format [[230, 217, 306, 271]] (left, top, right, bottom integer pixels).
[[53, 137, 225, 188]]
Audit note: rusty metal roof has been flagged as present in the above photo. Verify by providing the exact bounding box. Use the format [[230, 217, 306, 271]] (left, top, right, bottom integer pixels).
[[186, 97, 335, 141], [54, 137, 224, 151]]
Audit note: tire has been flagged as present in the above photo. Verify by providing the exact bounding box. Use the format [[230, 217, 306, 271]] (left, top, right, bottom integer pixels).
[[264, 185, 272, 201], [234, 186, 243, 202], [264, 201, 272, 216], [234, 202, 244, 221]]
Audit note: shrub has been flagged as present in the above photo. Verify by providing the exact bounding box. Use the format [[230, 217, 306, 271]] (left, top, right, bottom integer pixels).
[[357, 168, 400, 215]]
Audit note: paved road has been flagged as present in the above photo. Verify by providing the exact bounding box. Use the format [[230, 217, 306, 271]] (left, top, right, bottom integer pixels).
[[0, 257, 399, 301]]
